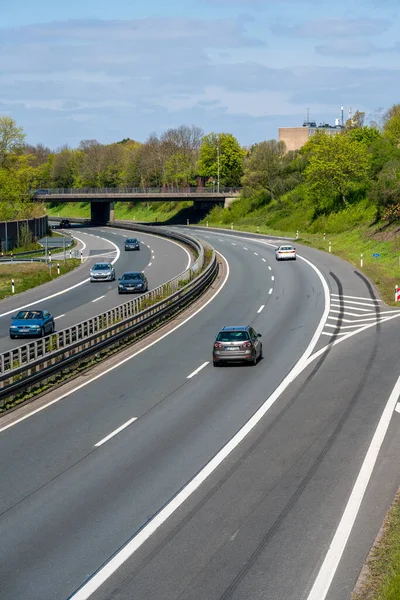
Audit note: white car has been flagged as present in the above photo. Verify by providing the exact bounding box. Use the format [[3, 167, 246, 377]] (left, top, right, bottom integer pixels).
[[275, 245, 296, 261]]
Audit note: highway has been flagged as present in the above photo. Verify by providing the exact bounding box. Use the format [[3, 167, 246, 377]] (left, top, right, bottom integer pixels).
[[0, 226, 400, 600], [0, 225, 191, 352]]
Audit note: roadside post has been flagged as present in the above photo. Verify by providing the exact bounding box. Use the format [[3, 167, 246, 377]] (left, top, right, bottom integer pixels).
[[329, 242, 332, 253], [69, 249, 72, 259], [396, 285, 400, 302], [323, 232, 326, 241], [80, 250, 83, 263], [296, 230, 299, 239], [360, 253, 363, 267], [57, 263, 60, 275], [11, 279, 15, 294], [231, 223, 234, 230], [48, 250, 51, 263]]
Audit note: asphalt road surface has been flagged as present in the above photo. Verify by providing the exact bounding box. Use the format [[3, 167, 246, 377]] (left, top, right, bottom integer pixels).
[[0, 225, 191, 353], [0, 226, 400, 600]]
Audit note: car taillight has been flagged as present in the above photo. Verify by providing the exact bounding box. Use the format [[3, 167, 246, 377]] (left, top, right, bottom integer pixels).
[[242, 341, 252, 348], [214, 342, 223, 348]]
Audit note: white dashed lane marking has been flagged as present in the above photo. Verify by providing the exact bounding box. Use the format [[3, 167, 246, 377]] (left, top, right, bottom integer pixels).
[[92, 295, 105, 303], [257, 305, 265, 313], [269, 288, 273, 295], [95, 417, 138, 447], [187, 362, 209, 379]]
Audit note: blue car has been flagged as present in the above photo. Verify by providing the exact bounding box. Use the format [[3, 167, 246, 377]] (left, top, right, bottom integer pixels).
[[10, 310, 55, 339]]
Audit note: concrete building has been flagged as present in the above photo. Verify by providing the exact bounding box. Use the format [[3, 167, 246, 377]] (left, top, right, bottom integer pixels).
[[279, 122, 343, 152]]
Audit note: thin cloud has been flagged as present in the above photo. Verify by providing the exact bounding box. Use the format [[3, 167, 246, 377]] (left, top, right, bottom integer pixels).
[[273, 17, 390, 38]]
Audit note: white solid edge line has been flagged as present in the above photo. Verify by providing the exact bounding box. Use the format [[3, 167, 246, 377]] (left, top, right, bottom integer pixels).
[[306, 373, 400, 600], [269, 288, 273, 295], [68, 251, 330, 600], [94, 417, 138, 448], [0, 234, 120, 318], [395, 403, 400, 414], [92, 295, 105, 303], [187, 361, 209, 379], [0, 252, 230, 435], [257, 305, 265, 313]]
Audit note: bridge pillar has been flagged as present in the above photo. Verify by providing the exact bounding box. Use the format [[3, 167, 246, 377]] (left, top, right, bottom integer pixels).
[[90, 202, 111, 225], [109, 202, 115, 223], [224, 197, 237, 209]]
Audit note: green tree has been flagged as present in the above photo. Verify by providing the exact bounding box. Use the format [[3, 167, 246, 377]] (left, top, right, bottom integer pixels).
[[304, 132, 371, 212], [241, 140, 300, 203], [383, 104, 400, 146], [199, 133, 246, 187], [0, 116, 25, 167], [369, 161, 400, 217], [346, 126, 381, 146]]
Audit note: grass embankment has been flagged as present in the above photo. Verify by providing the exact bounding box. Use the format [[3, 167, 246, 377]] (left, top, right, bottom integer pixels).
[[47, 201, 192, 223], [0, 259, 81, 300], [202, 199, 400, 307], [352, 492, 400, 600]]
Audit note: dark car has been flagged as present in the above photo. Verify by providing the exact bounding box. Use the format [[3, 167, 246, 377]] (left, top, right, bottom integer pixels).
[[10, 310, 55, 339], [33, 189, 51, 196], [124, 238, 140, 251], [60, 219, 71, 228], [118, 271, 148, 294], [212, 325, 262, 366]]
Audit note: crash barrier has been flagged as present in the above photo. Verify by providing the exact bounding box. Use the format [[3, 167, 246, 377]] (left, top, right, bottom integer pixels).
[[0, 226, 217, 406]]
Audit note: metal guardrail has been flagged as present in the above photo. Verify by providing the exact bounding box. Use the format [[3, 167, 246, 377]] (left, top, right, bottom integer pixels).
[[0, 225, 216, 405], [32, 187, 241, 195]]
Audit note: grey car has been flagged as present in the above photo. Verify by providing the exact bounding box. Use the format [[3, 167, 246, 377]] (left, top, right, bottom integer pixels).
[[118, 271, 148, 294], [90, 262, 116, 282], [213, 325, 262, 366], [124, 238, 140, 251]]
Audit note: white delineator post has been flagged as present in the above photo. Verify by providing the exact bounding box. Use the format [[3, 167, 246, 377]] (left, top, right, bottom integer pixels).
[[11, 279, 15, 294], [80, 250, 83, 263], [57, 263, 60, 275], [360, 253, 363, 267], [396, 285, 400, 302], [329, 242, 332, 253]]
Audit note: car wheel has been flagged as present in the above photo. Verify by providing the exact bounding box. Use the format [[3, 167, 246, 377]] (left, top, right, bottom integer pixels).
[[40, 327, 45, 338], [259, 345, 263, 360], [10, 334, 16, 340], [252, 353, 257, 366]]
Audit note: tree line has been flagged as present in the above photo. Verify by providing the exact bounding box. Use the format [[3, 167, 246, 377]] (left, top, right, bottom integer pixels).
[[1, 104, 400, 222]]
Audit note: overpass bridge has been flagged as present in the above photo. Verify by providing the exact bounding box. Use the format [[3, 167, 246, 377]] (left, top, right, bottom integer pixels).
[[33, 187, 241, 224]]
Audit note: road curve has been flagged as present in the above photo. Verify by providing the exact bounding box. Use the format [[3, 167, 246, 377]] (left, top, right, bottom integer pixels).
[[0, 225, 191, 353], [1, 229, 399, 600]]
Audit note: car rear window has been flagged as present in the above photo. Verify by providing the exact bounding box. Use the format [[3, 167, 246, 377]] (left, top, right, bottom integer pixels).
[[122, 273, 142, 280], [216, 331, 249, 342], [126, 239, 137, 243], [93, 264, 110, 270]]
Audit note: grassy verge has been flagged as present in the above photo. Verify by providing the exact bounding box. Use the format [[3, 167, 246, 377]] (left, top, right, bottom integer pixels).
[[0, 259, 81, 300], [352, 491, 400, 600], [201, 200, 400, 307], [47, 201, 192, 223]]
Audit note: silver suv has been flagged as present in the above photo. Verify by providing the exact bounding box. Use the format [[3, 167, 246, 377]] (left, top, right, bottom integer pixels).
[[90, 262, 116, 282], [213, 325, 262, 366]]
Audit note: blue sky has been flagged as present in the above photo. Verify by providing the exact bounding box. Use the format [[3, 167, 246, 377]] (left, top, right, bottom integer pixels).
[[1, 0, 399, 149]]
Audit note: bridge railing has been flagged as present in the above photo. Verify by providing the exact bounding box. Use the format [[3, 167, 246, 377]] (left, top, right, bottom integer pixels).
[[32, 187, 241, 195]]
